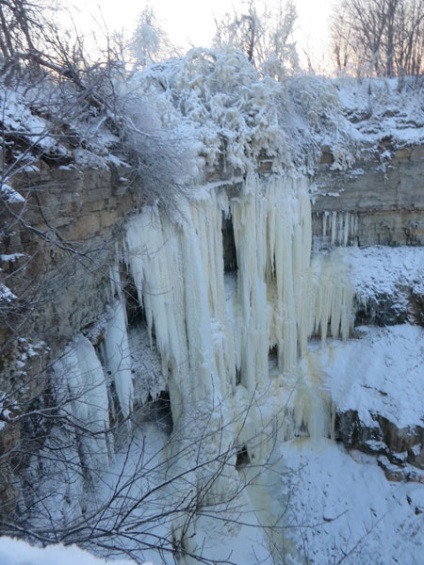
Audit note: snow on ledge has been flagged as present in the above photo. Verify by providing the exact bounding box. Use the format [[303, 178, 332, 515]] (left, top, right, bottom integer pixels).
[[338, 245, 424, 299], [303, 324, 424, 429]]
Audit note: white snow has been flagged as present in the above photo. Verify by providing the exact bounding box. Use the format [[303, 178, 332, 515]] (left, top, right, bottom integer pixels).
[[87, 421, 273, 565], [268, 438, 424, 565], [0, 538, 146, 565], [0, 254, 26, 262], [335, 76, 424, 148], [339, 245, 424, 301], [0, 183, 25, 203], [0, 282, 17, 302], [302, 324, 424, 429]]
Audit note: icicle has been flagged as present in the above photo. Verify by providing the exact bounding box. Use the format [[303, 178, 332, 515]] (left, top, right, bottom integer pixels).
[[54, 336, 111, 472], [322, 211, 358, 247], [102, 299, 134, 421]]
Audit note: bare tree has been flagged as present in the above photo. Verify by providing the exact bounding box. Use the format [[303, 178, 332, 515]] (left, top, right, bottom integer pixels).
[[0, 341, 290, 564], [330, 8, 353, 75], [331, 0, 424, 78]]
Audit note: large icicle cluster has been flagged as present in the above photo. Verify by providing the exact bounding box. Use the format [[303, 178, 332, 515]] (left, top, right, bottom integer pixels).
[[125, 174, 353, 395], [124, 173, 355, 462], [34, 172, 355, 560]]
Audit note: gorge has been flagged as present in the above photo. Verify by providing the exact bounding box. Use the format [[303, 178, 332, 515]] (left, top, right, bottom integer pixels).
[[1, 52, 424, 564]]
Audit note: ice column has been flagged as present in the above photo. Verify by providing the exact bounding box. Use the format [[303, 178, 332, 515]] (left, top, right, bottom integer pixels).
[[102, 300, 134, 420], [125, 190, 235, 420], [54, 336, 111, 472]]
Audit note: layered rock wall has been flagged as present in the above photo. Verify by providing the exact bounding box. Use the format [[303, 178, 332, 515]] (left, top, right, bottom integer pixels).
[[313, 147, 424, 246], [1, 166, 136, 360]]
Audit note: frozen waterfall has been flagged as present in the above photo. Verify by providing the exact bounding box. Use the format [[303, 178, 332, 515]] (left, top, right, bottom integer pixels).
[[40, 172, 355, 563], [124, 173, 354, 452]]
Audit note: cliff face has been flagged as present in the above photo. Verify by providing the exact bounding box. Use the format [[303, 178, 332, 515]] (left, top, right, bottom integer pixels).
[[1, 166, 135, 360], [3, 144, 424, 357], [313, 146, 424, 247], [1, 145, 424, 559], [1, 166, 138, 518]]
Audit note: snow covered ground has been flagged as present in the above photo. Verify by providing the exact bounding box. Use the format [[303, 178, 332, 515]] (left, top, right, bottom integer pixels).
[[0, 538, 143, 565], [271, 438, 424, 565], [339, 245, 424, 303]]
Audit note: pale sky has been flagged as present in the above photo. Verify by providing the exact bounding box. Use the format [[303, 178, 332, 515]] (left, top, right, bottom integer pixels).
[[69, 0, 332, 70]]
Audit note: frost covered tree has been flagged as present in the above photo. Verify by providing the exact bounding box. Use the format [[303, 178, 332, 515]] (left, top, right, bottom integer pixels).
[[331, 0, 424, 78], [213, 0, 298, 78], [131, 5, 180, 68]]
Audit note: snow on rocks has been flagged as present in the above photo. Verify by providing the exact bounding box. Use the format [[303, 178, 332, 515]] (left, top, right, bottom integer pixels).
[[324, 245, 424, 326], [300, 323, 424, 481], [0, 282, 17, 303], [0, 183, 25, 203]]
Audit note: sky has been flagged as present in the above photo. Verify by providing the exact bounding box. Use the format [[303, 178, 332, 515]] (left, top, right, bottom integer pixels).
[[69, 0, 333, 70]]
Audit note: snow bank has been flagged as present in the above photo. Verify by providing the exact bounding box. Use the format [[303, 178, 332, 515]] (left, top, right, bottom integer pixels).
[[304, 324, 424, 429], [339, 245, 424, 301], [335, 76, 424, 148], [274, 439, 424, 565], [0, 538, 146, 565]]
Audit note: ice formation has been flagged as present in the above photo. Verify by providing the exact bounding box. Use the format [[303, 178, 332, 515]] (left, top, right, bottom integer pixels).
[[46, 170, 356, 560], [101, 299, 134, 421], [53, 336, 111, 473], [321, 210, 358, 246], [124, 172, 354, 450]]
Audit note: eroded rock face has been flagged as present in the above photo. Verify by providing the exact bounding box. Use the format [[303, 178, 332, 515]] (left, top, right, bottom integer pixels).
[[335, 409, 424, 482], [1, 165, 137, 515], [312, 146, 424, 247], [1, 166, 136, 360], [354, 292, 410, 326], [0, 419, 21, 520]]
